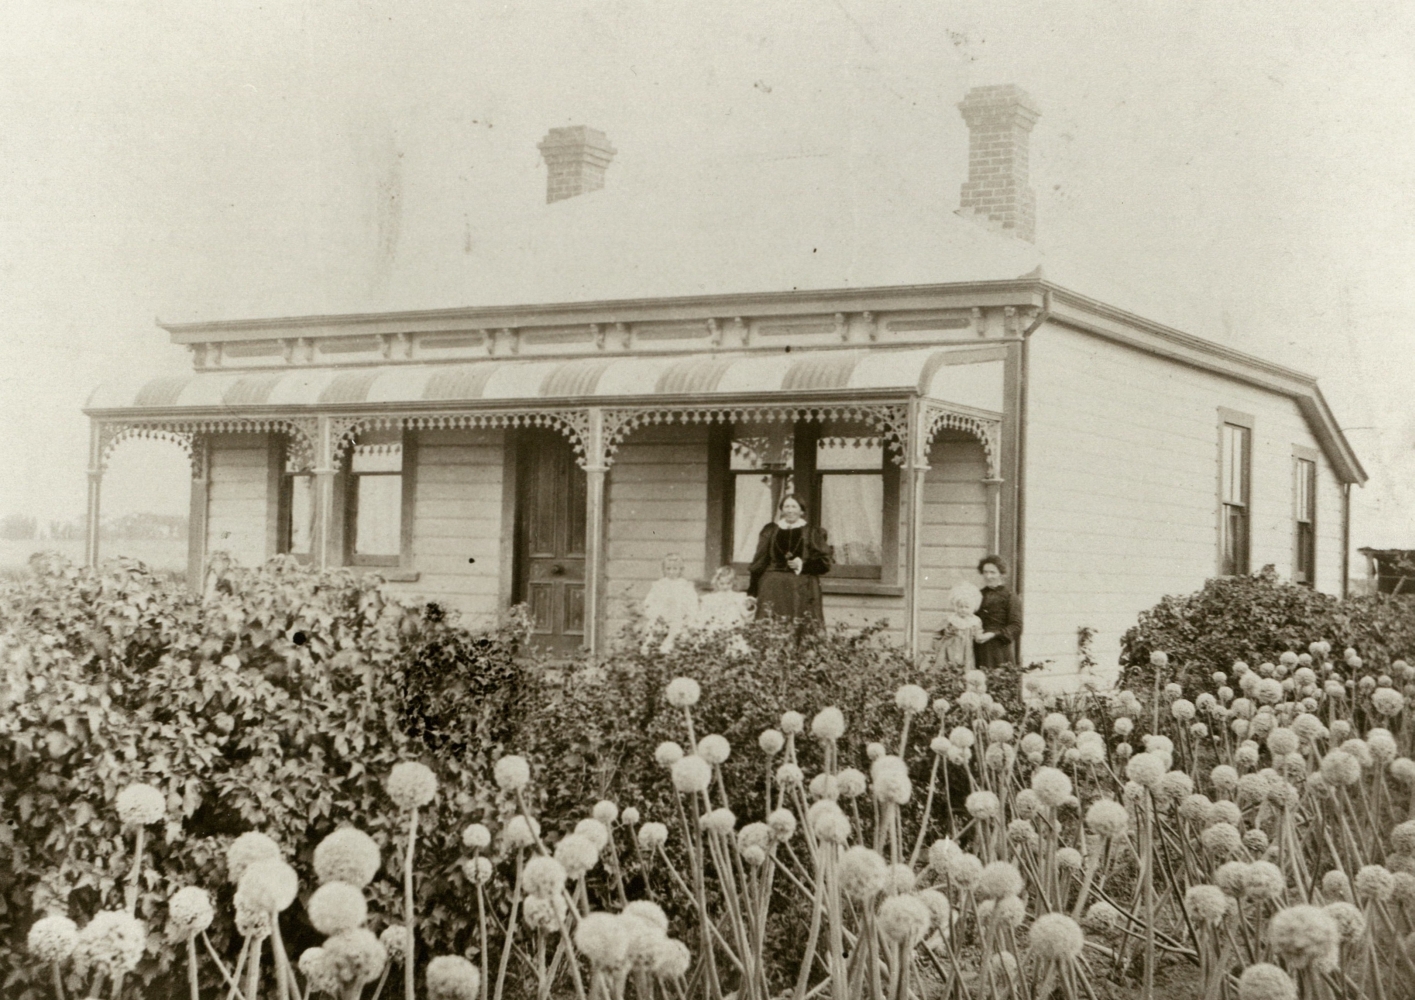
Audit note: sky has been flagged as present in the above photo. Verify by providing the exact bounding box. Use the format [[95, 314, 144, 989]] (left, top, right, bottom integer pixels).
[[2, 0, 1414, 555]]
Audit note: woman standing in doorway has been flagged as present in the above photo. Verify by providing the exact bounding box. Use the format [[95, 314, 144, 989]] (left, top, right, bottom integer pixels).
[[748, 495, 832, 622], [974, 555, 1023, 675]]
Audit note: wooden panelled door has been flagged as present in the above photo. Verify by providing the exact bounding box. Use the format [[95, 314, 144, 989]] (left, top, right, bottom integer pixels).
[[514, 430, 588, 654]]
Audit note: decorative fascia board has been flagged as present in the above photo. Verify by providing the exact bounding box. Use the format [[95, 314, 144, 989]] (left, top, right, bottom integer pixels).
[[158, 280, 1048, 344], [1040, 284, 1367, 486]]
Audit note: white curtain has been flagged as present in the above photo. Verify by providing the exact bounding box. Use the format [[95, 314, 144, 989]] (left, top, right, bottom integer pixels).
[[820, 475, 882, 565]]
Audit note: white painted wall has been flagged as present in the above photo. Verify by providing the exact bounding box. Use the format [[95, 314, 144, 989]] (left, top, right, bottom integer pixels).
[[205, 434, 270, 568], [1023, 322, 1347, 684], [388, 428, 504, 625], [915, 432, 991, 651], [604, 425, 710, 639]]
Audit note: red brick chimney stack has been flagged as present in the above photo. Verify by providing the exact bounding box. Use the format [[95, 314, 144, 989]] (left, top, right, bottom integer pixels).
[[537, 126, 617, 204], [957, 85, 1041, 243]]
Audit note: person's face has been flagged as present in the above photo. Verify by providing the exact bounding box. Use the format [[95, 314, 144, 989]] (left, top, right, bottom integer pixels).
[[713, 571, 734, 591], [954, 598, 973, 615], [980, 563, 1003, 588], [664, 557, 684, 578], [780, 498, 803, 524]]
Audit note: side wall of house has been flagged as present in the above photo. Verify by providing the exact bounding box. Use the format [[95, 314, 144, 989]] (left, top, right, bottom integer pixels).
[[205, 434, 271, 569], [385, 428, 504, 625], [605, 425, 711, 640], [1023, 322, 1348, 684], [916, 432, 991, 651]]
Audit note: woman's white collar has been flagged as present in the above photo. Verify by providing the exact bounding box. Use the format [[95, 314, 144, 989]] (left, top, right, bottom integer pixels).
[[776, 518, 808, 530]]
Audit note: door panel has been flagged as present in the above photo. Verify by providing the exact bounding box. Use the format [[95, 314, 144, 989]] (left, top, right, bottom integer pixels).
[[515, 430, 588, 654]]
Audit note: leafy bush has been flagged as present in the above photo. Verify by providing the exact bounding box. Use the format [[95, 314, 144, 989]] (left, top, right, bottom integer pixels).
[[1118, 565, 1415, 692], [0, 553, 535, 998]]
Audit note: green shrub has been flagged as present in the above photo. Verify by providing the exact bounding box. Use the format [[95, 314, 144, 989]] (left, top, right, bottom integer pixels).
[[1118, 565, 1415, 693]]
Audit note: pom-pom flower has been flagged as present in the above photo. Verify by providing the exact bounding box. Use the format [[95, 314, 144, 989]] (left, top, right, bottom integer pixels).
[[871, 755, 912, 805], [700, 808, 737, 837], [236, 859, 299, 914], [462, 824, 492, 851], [666, 677, 701, 708], [307, 881, 368, 935], [1371, 687, 1405, 717], [72, 911, 146, 976], [226, 831, 283, 885], [523, 856, 568, 898], [766, 809, 797, 841], [381, 924, 411, 965], [1185, 885, 1230, 925], [837, 768, 867, 799], [1354, 864, 1395, 903], [116, 783, 166, 827], [976, 861, 1024, 900], [697, 734, 731, 765], [1125, 752, 1165, 788], [966, 790, 1001, 821], [1268, 905, 1339, 969], [758, 730, 785, 755], [426, 955, 481, 1000], [621, 807, 640, 827], [314, 828, 381, 888], [671, 756, 713, 795], [299, 947, 342, 996], [591, 800, 618, 825], [1323, 902, 1365, 942], [575, 912, 631, 969], [492, 756, 530, 793], [463, 857, 493, 885], [780, 710, 805, 734], [167, 887, 215, 937], [655, 742, 684, 767], [503, 815, 541, 850], [775, 762, 805, 788], [811, 707, 846, 740], [1056, 847, 1083, 870], [895, 685, 929, 715], [324, 927, 387, 986], [653, 939, 692, 979], [574, 818, 611, 852], [27, 915, 78, 964], [1237, 963, 1296, 1000], [638, 822, 670, 851], [1084, 901, 1120, 930], [1085, 800, 1129, 839], [1030, 767, 1072, 808], [838, 846, 888, 900], [877, 894, 931, 944], [1320, 869, 1352, 901], [1029, 913, 1084, 961], [387, 762, 438, 810], [554, 835, 601, 880]]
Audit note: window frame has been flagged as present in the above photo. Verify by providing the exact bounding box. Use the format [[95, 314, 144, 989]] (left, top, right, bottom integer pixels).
[[275, 439, 316, 564], [344, 430, 417, 569], [707, 420, 899, 590], [1293, 446, 1318, 587], [1217, 408, 1254, 577]]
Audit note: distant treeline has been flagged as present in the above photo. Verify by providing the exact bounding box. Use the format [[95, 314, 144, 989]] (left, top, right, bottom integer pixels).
[[0, 513, 187, 541]]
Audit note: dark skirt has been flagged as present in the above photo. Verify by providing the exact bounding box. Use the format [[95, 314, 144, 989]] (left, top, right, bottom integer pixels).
[[755, 570, 824, 621]]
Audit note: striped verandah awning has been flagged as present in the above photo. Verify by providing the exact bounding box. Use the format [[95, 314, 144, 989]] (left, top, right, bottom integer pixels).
[[85, 345, 1006, 475]]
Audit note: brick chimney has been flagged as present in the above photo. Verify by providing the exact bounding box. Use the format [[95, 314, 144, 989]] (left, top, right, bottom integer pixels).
[[537, 126, 616, 204], [957, 85, 1041, 242]]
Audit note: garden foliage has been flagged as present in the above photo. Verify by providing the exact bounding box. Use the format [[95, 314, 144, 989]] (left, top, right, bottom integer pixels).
[[1119, 565, 1415, 692]]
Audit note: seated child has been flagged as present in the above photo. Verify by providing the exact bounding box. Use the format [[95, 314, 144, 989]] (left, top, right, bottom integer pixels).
[[934, 582, 983, 671]]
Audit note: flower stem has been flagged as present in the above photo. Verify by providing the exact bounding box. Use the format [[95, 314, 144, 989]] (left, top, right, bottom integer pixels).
[[405, 807, 419, 1000]]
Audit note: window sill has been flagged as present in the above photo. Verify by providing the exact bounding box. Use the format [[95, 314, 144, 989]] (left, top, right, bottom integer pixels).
[[821, 580, 904, 597], [361, 568, 421, 583]]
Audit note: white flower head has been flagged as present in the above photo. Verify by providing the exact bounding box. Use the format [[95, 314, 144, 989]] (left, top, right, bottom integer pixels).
[[387, 761, 438, 810], [575, 912, 631, 969], [1237, 963, 1297, 1000], [1268, 905, 1339, 969], [666, 677, 701, 708], [555, 834, 601, 880], [72, 911, 146, 977], [463, 857, 494, 885], [592, 800, 619, 825], [811, 707, 846, 741], [638, 822, 670, 851], [1030, 767, 1072, 808], [1028, 913, 1084, 961], [621, 807, 640, 826], [226, 831, 283, 884], [877, 894, 931, 944], [27, 915, 78, 964], [837, 846, 889, 900], [236, 859, 299, 914], [167, 887, 215, 937], [380, 924, 411, 966], [758, 729, 785, 755], [780, 710, 805, 734], [671, 755, 713, 795], [323, 927, 387, 987], [307, 881, 369, 935], [654, 742, 684, 767], [523, 855, 569, 898], [652, 939, 692, 979], [426, 955, 481, 1000], [116, 783, 166, 827], [462, 823, 492, 851], [1085, 799, 1129, 839], [574, 818, 611, 852], [502, 814, 542, 851], [493, 756, 531, 793], [696, 734, 731, 765], [314, 827, 381, 888], [895, 685, 929, 715], [299, 947, 342, 995], [766, 809, 797, 840]]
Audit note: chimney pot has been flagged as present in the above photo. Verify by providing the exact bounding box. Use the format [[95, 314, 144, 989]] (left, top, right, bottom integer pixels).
[[957, 85, 1040, 242], [537, 126, 616, 204]]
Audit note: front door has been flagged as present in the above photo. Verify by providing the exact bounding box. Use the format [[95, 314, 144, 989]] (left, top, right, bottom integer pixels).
[[514, 429, 587, 654]]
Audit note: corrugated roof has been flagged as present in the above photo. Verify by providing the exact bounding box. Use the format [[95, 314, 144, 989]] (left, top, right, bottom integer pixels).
[[87, 345, 1006, 415]]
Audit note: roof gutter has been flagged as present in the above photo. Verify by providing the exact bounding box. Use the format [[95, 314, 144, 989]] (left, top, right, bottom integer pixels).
[[1011, 287, 1051, 621]]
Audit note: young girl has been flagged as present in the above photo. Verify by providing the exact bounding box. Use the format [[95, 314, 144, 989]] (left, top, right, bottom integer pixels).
[[934, 582, 983, 671], [699, 565, 755, 630], [641, 553, 700, 653]]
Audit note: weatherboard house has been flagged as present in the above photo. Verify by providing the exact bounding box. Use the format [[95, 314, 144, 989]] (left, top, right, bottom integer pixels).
[[85, 86, 1365, 680]]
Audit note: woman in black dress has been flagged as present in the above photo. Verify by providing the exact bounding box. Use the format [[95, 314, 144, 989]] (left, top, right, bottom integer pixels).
[[748, 495, 832, 621], [974, 554, 1023, 673]]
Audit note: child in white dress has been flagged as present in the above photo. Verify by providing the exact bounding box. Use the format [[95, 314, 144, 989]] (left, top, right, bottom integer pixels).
[[934, 582, 983, 671], [641, 553, 701, 653]]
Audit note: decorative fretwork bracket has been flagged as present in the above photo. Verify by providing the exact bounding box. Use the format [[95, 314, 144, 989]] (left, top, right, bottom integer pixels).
[[918, 401, 1002, 479], [92, 416, 321, 479], [327, 410, 594, 469]]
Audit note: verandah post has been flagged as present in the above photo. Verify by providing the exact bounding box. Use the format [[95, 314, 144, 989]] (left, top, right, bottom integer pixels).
[[84, 420, 104, 568], [187, 435, 210, 589], [902, 399, 927, 660], [583, 408, 608, 657]]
